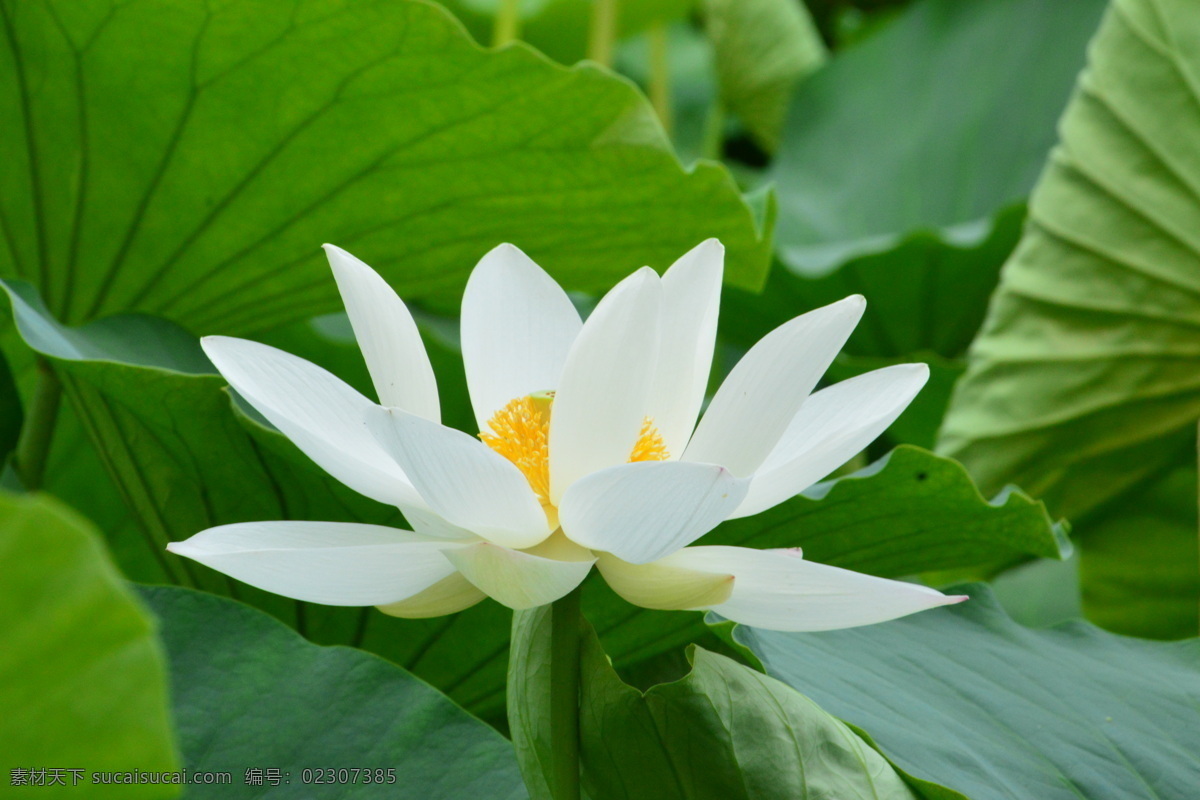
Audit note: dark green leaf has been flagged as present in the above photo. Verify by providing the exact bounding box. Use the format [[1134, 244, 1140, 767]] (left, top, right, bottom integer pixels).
[[0, 491, 178, 795], [723, 206, 1025, 363], [0, 0, 769, 334], [140, 585, 527, 800], [750, 583, 1200, 800]]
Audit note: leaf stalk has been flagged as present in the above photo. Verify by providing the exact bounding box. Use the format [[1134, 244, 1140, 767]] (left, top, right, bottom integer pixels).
[[14, 357, 61, 491]]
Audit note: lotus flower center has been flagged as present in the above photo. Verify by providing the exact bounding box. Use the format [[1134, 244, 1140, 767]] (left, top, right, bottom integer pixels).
[[480, 392, 668, 520]]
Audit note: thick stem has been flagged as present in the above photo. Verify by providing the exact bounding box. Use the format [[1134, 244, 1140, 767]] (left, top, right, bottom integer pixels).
[[587, 0, 619, 68], [492, 0, 522, 47], [549, 586, 582, 800], [648, 21, 672, 136], [14, 358, 61, 491]]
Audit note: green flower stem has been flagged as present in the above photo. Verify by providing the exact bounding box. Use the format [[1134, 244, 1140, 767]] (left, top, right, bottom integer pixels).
[[588, 0, 619, 67], [648, 21, 672, 136], [701, 97, 726, 161], [492, 0, 522, 47], [14, 358, 61, 491], [549, 585, 582, 800]]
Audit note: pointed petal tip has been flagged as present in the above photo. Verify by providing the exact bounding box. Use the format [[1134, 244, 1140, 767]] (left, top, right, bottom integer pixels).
[[321, 242, 357, 264], [634, 264, 660, 280], [165, 539, 197, 557], [946, 594, 970, 605], [477, 241, 528, 265], [199, 334, 239, 360]]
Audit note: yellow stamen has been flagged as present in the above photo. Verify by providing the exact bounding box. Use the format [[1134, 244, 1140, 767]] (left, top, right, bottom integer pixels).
[[479, 393, 669, 524], [629, 417, 669, 462], [479, 395, 552, 506]]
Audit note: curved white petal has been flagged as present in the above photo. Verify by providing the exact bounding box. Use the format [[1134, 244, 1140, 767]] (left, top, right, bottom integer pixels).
[[166, 521, 468, 606], [366, 407, 550, 549], [660, 546, 966, 631], [646, 239, 723, 459], [324, 244, 440, 421], [558, 461, 748, 564], [462, 244, 582, 430], [201, 336, 420, 507], [682, 295, 866, 477], [376, 572, 486, 618], [443, 541, 595, 610], [733, 363, 930, 518], [596, 552, 734, 610], [549, 267, 662, 503]]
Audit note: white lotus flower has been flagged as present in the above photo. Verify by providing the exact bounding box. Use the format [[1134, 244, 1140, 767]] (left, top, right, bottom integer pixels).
[[167, 241, 965, 630]]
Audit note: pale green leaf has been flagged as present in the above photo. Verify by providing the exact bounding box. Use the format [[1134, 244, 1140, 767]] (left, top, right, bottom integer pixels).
[[750, 583, 1200, 800], [701, 0, 825, 153], [770, 0, 1103, 275], [0, 491, 178, 797], [939, 0, 1200, 521]]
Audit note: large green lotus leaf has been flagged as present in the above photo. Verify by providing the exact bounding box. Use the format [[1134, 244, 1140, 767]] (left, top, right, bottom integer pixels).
[[700, 0, 825, 153], [0, 491, 178, 797], [1, 279, 1065, 722], [748, 584, 1200, 800], [770, 0, 1103, 275], [1079, 464, 1199, 640], [940, 0, 1200, 521], [0, 0, 769, 335], [438, 0, 693, 65], [140, 585, 527, 800], [509, 603, 919, 800]]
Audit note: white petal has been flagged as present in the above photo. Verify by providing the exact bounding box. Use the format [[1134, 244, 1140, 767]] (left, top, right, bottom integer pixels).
[[660, 546, 967, 631], [325, 244, 439, 420], [443, 541, 595, 610], [376, 572, 486, 618], [365, 407, 550, 549], [596, 552, 734, 610], [682, 295, 865, 477], [461, 244, 582, 430], [558, 461, 748, 564], [548, 267, 662, 503], [733, 363, 930, 518], [646, 239, 723, 459], [166, 521, 467, 606], [401, 504, 478, 541], [201, 336, 420, 507]]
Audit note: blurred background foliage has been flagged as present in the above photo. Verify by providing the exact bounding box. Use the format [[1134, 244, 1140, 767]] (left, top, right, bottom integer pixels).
[[2, 0, 1198, 797]]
